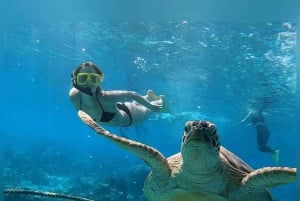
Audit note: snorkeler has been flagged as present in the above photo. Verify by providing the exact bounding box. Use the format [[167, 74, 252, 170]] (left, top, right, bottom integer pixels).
[[241, 108, 280, 164], [69, 61, 165, 127]]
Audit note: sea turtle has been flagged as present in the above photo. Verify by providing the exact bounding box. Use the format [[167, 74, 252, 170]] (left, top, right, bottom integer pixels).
[[78, 110, 296, 201]]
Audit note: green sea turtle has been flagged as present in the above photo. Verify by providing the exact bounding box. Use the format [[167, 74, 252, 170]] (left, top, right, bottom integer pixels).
[[78, 110, 296, 201]]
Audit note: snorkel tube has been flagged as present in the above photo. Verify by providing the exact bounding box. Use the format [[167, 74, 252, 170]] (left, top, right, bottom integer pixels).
[[71, 61, 103, 96]]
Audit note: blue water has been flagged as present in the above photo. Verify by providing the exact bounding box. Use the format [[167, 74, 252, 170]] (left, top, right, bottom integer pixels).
[[2, 21, 296, 201]]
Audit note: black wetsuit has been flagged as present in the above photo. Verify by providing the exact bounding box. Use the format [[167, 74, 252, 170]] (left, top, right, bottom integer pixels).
[[251, 113, 275, 153]]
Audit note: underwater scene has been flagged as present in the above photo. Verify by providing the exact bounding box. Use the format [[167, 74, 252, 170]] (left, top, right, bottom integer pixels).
[[2, 21, 297, 201]]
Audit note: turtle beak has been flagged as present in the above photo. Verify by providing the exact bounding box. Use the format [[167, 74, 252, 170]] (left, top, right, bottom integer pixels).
[[182, 121, 220, 152], [184, 121, 211, 142]]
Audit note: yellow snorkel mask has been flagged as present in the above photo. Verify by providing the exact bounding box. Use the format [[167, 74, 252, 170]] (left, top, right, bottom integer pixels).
[[72, 61, 104, 96], [76, 73, 102, 86]]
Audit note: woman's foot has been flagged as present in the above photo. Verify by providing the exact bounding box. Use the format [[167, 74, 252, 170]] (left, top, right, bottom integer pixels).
[[146, 90, 160, 101]]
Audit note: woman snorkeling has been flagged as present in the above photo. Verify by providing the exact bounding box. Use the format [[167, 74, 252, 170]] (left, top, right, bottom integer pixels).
[[241, 107, 280, 164], [69, 61, 165, 127]]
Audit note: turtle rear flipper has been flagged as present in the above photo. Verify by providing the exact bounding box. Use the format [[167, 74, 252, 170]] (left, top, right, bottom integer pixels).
[[241, 167, 296, 190]]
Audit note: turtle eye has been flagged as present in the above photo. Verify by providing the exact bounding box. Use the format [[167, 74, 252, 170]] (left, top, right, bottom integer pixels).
[[210, 130, 217, 137], [184, 122, 192, 133], [212, 138, 217, 147], [184, 126, 188, 133], [182, 134, 187, 143], [208, 129, 220, 152]]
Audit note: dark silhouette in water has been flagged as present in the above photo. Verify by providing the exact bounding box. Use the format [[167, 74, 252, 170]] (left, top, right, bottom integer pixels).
[[241, 107, 280, 164]]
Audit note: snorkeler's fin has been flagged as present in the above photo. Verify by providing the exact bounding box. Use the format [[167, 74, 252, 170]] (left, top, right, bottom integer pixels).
[[272, 149, 280, 165]]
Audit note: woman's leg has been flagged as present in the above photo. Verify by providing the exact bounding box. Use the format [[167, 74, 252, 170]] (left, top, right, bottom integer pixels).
[[121, 102, 152, 125], [256, 125, 275, 153]]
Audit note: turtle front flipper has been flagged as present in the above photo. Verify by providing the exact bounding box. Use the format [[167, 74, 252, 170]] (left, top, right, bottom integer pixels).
[[241, 167, 296, 190], [78, 110, 171, 186]]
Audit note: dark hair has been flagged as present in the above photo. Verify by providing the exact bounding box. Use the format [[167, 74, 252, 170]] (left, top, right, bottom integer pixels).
[[73, 61, 103, 77]]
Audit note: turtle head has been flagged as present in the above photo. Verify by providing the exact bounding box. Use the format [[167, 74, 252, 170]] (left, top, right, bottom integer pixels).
[[181, 120, 221, 166]]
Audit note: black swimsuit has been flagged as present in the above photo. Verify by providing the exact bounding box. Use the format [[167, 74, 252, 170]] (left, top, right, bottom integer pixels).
[[95, 93, 117, 122], [79, 93, 133, 126]]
